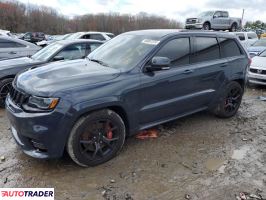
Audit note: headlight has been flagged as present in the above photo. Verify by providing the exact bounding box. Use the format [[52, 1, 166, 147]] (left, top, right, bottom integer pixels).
[[22, 96, 59, 112]]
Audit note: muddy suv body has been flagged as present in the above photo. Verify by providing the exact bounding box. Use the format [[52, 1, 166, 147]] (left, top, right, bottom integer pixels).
[[6, 30, 250, 166]]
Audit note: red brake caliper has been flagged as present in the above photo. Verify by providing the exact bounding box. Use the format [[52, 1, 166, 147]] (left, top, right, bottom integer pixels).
[[106, 122, 113, 139]]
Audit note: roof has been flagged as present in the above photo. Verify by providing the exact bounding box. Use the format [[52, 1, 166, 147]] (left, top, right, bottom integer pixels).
[[55, 39, 104, 45], [123, 29, 236, 39]]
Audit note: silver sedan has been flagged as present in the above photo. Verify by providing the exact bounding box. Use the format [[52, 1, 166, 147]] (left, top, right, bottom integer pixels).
[[0, 36, 41, 60]]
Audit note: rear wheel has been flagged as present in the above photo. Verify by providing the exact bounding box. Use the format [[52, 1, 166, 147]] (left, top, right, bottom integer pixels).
[[67, 109, 126, 167], [230, 23, 237, 32], [213, 81, 243, 118], [0, 78, 13, 108]]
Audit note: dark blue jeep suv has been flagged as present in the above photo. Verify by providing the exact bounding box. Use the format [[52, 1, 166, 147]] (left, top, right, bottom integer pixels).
[[6, 30, 250, 166]]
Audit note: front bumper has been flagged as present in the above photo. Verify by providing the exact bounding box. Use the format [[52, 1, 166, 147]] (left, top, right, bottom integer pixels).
[[247, 71, 266, 85], [5, 95, 72, 159], [185, 23, 203, 29]]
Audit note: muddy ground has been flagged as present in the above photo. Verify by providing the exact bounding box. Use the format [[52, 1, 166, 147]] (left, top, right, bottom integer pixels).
[[0, 87, 266, 200]]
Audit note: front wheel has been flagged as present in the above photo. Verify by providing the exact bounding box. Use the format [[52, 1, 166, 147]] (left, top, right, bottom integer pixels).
[[212, 81, 243, 118], [67, 109, 126, 167], [0, 78, 13, 108]]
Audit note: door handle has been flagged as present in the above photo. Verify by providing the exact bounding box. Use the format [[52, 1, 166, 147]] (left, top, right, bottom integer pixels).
[[182, 69, 194, 74], [8, 51, 17, 55]]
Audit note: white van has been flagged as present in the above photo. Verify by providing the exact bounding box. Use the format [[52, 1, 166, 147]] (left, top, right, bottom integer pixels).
[[232, 32, 258, 49]]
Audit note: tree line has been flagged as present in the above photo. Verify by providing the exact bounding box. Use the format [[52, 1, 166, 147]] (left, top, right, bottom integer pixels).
[[0, 0, 182, 35], [244, 20, 266, 30]]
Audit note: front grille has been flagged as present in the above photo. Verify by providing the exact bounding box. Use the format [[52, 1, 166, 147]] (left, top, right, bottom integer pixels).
[[250, 68, 266, 75], [9, 86, 29, 106]]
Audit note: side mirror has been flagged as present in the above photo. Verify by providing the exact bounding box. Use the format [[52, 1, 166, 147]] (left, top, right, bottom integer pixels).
[[146, 56, 171, 72], [53, 56, 64, 61], [213, 15, 218, 18]]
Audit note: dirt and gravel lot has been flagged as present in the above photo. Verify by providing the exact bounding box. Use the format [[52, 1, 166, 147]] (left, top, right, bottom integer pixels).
[[0, 86, 266, 200]]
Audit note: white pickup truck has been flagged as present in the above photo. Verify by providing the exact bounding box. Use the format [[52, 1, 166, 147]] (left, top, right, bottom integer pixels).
[[185, 11, 242, 32]]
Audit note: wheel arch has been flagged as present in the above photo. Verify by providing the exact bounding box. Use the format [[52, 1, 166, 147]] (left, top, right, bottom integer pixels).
[[72, 100, 131, 136]]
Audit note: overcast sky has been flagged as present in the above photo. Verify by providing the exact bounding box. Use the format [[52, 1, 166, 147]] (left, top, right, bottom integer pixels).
[[18, 0, 266, 23]]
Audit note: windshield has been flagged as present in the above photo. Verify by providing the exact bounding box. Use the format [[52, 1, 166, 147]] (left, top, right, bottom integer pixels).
[[259, 50, 266, 57], [198, 11, 214, 17], [88, 34, 160, 69], [252, 39, 266, 47], [31, 43, 63, 61]]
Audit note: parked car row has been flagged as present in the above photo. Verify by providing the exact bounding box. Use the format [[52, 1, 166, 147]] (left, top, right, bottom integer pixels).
[[2, 29, 251, 167], [0, 39, 104, 107]]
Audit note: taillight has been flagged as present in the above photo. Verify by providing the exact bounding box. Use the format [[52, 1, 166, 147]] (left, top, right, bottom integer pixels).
[[248, 58, 252, 66]]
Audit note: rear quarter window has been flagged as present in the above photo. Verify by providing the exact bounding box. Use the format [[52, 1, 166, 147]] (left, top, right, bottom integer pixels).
[[219, 38, 242, 58]]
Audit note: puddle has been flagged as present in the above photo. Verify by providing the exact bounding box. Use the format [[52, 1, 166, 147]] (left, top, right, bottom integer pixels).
[[205, 158, 226, 171], [231, 146, 250, 160]]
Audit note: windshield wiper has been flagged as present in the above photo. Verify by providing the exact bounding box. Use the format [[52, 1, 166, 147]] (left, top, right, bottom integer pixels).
[[89, 58, 109, 67]]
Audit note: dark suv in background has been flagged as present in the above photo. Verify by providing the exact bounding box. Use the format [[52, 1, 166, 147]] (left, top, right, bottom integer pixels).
[[19, 32, 46, 44], [6, 30, 250, 167]]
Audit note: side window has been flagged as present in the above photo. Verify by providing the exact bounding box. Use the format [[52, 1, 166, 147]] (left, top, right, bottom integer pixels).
[[0, 39, 26, 48], [220, 38, 242, 58], [214, 11, 222, 18], [56, 43, 86, 60], [236, 33, 245, 41], [191, 37, 220, 63], [222, 12, 229, 18], [90, 34, 105, 41], [154, 38, 190, 67], [82, 34, 91, 39]]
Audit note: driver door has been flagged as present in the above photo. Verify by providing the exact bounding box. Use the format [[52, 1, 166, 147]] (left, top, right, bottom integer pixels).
[[212, 11, 223, 29], [139, 37, 201, 126]]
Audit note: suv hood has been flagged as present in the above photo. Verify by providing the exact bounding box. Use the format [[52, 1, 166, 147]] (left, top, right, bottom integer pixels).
[[251, 56, 266, 69], [16, 59, 121, 96]]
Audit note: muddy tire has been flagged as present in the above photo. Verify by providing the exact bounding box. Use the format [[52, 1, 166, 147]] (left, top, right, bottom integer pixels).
[[203, 22, 211, 30], [67, 109, 126, 167], [0, 78, 13, 108], [213, 81, 243, 118]]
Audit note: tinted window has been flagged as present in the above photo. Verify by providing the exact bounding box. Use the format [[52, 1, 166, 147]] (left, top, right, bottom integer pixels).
[[192, 37, 219, 63], [222, 12, 229, 17], [214, 11, 222, 17], [56, 43, 86, 60], [220, 38, 242, 58], [247, 33, 257, 39], [155, 38, 190, 66], [235, 33, 245, 41], [90, 34, 105, 41], [0, 39, 26, 48]]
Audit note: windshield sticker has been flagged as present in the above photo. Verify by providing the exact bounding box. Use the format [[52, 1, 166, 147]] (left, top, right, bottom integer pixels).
[[142, 39, 160, 45]]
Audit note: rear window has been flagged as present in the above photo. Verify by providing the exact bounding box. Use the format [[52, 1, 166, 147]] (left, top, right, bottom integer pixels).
[[219, 38, 242, 58], [191, 37, 220, 63]]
